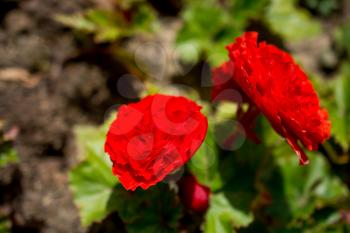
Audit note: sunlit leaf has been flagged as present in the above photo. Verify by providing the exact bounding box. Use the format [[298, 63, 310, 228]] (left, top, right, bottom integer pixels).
[[259, 149, 348, 226], [69, 118, 119, 226], [204, 193, 253, 233], [0, 143, 19, 168], [265, 0, 321, 41]]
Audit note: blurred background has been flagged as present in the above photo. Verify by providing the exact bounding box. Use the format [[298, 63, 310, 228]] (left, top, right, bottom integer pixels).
[[0, 0, 350, 232]]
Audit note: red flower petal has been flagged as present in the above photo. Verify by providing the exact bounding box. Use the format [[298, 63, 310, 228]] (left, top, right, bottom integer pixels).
[[212, 32, 331, 165], [104, 94, 208, 190]]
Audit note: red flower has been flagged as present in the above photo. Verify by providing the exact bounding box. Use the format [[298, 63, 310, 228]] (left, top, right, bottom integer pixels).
[[179, 175, 210, 213], [212, 32, 331, 165], [104, 94, 208, 190]]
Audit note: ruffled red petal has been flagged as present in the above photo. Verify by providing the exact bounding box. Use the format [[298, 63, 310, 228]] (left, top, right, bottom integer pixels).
[[104, 94, 208, 190], [212, 32, 331, 165]]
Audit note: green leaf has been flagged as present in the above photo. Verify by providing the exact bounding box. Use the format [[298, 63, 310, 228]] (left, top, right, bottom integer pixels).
[[218, 141, 264, 215], [265, 0, 321, 41], [111, 184, 182, 233], [0, 143, 19, 168], [131, 4, 158, 33], [0, 216, 10, 233], [204, 141, 265, 232], [335, 23, 350, 56], [304, 0, 339, 16], [177, 0, 268, 66], [69, 148, 118, 226], [259, 150, 348, 226], [55, 4, 156, 43], [278, 154, 348, 220], [204, 193, 253, 233], [54, 14, 96, 32], [69, 118, 119, 226], [187, 123, 222, 191], [326, 63, 350, 150], [176, 0, 243, 65]]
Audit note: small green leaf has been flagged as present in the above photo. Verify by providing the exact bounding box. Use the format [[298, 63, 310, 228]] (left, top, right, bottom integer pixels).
[[54, 14, 96, 32], [204, 193, 253, 233], [0, 143, 19, 168], [0, 216, 10, 233]]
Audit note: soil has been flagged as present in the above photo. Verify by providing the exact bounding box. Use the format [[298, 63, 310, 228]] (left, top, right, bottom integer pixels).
[[0, 0, 127, 232]]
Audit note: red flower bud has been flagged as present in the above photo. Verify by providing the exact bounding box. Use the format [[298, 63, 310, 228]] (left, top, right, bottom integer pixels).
[[179, 175, 210, 213]]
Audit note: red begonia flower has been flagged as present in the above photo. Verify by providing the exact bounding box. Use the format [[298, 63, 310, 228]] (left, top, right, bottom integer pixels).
[[104, 94, 208, 190], [212, 32, 331, 165], [179, 175, 210, 213]]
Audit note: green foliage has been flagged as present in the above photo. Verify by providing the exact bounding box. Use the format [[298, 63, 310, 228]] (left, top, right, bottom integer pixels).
[[0, 216, 10, 233], [204, 193, 253, 233], [70, 121, 119, 226], [187, 123, 222, 191], [111, 184, 182, 233], [325, 63, 350, 150], [265, 0, 321, 41], [0, 143, 18, 168], [70, 116, 182, 231], [63, 1, 350, 232], [335, 23, 350, 57], [176, 0, 267, 66], [55, 3, 156, 43], [304, 0, 339, 16], [276, 153, 347, 221]]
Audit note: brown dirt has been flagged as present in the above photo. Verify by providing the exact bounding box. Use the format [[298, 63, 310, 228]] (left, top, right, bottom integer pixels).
[[0, 0, 129, 232]]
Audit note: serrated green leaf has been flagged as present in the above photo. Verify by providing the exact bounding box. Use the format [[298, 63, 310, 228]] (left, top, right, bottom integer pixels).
[[69, 155, 118, 226], [70, 117, 119, 226], [204, 193, 253, 233]]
